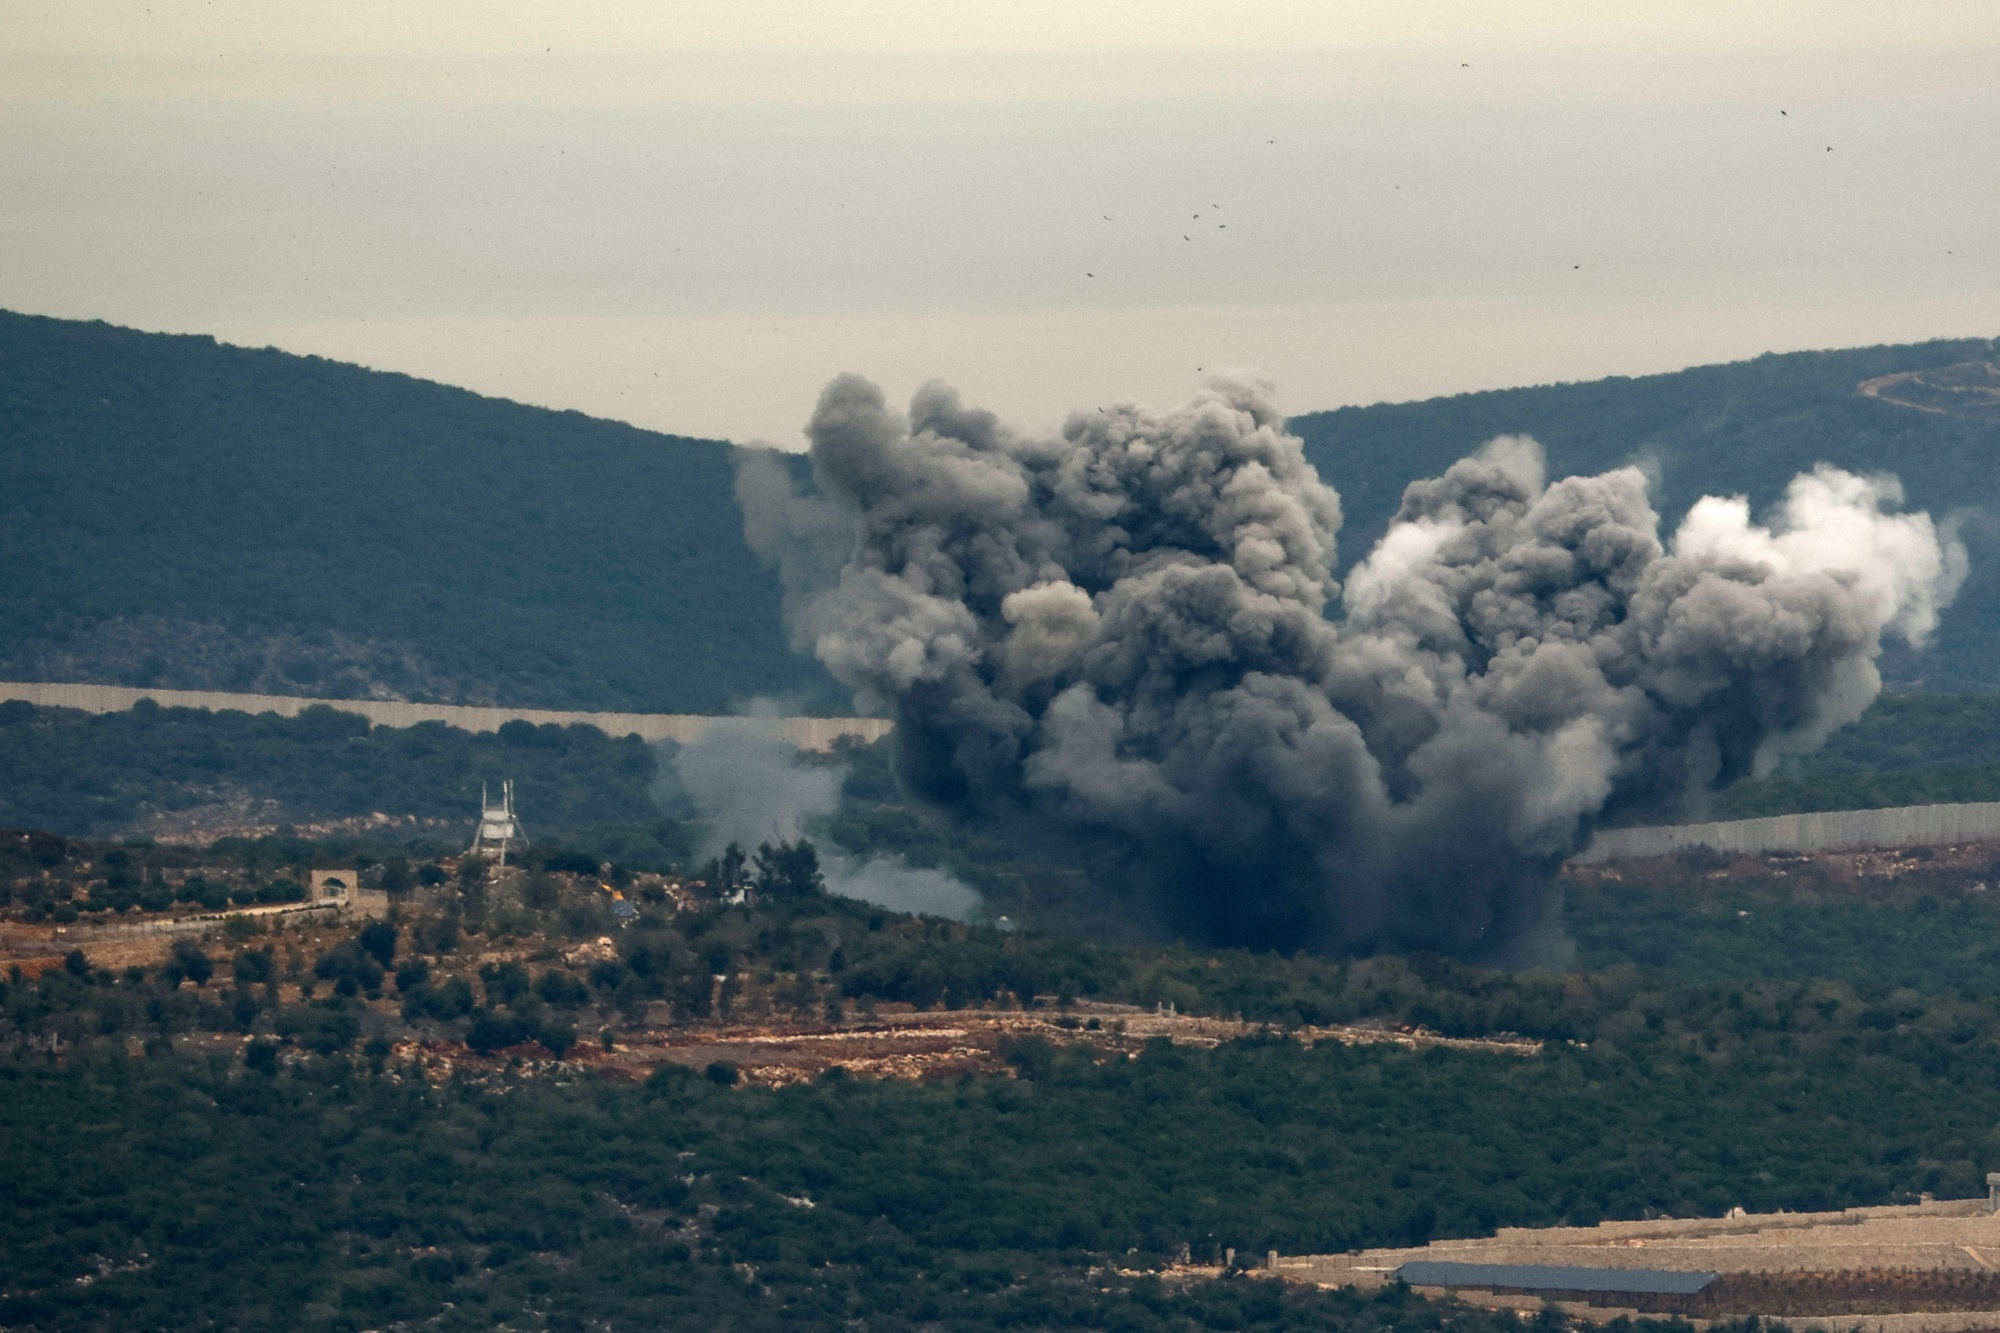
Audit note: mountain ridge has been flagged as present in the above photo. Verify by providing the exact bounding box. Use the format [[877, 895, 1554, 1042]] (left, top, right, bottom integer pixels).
[[0, 309, 837, 713], [5, 308, 1997, 707]]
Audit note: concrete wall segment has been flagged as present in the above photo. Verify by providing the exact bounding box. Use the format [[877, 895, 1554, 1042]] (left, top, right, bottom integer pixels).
[[0, 680, 891, 752], [1578, 802, 2000, 863]]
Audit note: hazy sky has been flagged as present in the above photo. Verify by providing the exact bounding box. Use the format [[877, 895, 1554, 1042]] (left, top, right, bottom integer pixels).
[[5, 1, 1999, 445]]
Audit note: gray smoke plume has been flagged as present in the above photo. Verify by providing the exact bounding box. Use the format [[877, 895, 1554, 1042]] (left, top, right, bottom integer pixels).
[[741, 374, 1964, 956], [656, 717, 984, 922], [660, 720, 844, 860]]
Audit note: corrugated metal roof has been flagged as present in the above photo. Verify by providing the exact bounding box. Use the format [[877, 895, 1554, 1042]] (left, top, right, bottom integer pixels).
[[1395, 1261, 1718, 1295]]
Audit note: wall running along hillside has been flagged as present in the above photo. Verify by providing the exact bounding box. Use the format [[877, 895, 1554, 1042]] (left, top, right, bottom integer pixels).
[[1578, 801, 2000, 862], [0, 681, 890, 753]]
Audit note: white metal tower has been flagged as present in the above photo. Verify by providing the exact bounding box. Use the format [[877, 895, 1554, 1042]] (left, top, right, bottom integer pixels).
[[469, 780, 527, 866]]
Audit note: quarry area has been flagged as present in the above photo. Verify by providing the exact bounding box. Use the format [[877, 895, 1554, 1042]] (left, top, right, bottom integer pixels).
[[1276, 1198, 2000, 1332]]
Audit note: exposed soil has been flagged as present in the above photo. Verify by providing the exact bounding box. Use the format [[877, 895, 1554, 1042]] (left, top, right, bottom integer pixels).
[[1859, 362, 2000, 417], [1284, 1198, 2000, 1327]]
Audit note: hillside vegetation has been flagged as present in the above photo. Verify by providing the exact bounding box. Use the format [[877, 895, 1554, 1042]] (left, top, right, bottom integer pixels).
[[4, 310, 1997, 707], [0, 698, 671, 848], [0, 310, 835, 713], [1638, 692, 2000, 823], [11, 690, 2000, 899], [9, 828, 2000, 1328]]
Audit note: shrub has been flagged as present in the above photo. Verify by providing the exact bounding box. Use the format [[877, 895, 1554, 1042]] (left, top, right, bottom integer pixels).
[[277, 1004, 360, 1054], [358, 921, 397, 968], [404, 975, 475, 1022], [233, 947, 275, 985], [534, 969, 590, 1008], [539, 1020, 577, 1059], [260, 879, 306, 905], [313, 942, 384, 992], [465, 1009, 533, 1054], [165, 939, 213, 988]]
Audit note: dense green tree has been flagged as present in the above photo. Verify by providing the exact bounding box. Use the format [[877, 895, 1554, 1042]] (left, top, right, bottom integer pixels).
[[357, 921, 397, 968], [753, 837, 825, 899], [165, 939, 212, 988]]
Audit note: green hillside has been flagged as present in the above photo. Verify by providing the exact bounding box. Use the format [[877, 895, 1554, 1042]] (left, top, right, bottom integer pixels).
[[0, 309, 837, 713], [4, 309, 1998, 709], [1685, 692, 2000, 822], [1292, 335, 2000, 690]]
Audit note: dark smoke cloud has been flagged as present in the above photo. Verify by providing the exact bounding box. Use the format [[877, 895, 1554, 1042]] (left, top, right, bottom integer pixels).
[[740, 374, 1963, 957]]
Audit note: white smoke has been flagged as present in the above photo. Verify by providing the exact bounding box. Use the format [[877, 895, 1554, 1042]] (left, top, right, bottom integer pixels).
[[657, 716, 984, 922], [740, 374, 1964, 956], [821, 854, 984, 921], [662, 719, 843, 861]]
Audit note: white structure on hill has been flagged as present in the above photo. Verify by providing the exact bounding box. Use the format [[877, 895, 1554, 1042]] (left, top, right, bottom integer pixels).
[[469, 781, 527, 865]]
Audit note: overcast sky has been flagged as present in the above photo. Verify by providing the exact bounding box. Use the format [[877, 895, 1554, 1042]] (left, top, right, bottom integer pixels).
[[5, 1, 1999, 445]]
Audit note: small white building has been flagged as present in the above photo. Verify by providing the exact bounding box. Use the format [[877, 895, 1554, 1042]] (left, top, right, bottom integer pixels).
[[309, 869, 356, 904]]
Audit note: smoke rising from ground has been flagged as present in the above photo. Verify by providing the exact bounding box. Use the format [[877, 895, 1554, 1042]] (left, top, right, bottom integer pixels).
[[661, 720, 842, 861], [656, 719, 984, 922], [739, 374, 1964, 957]]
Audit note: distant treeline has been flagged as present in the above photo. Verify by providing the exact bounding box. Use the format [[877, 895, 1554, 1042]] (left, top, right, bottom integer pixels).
[[13, 690, 2000, 899], [0, 698, 674, 852]]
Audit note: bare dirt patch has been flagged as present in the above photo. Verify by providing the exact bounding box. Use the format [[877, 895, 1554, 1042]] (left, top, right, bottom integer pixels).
[[1860, 362, 2000, 417]]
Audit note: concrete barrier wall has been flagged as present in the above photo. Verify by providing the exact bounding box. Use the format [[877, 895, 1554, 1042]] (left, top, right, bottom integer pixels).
[[0, 680, 892, 752], [0, 902, 350, 958], [1578, 801, 2000, 863]]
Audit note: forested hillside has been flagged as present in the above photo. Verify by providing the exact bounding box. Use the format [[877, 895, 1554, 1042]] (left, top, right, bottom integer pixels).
[[1292, 335, 2000, 690], [1698, 692, 2000, 820], [5, 310, 1997, 709], [10, 831, 2000, 1327], [8, 686, 2000, 866], [0, 310, 837, 713]]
